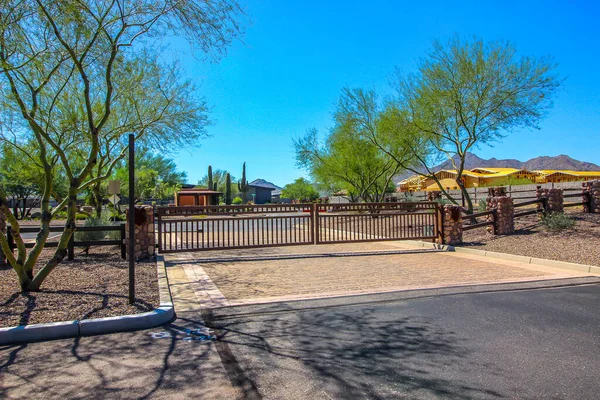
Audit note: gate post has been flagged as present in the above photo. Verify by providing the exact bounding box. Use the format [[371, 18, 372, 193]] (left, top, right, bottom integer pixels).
[[582, 180, 600, 213], [157, 208, 163, 253], [126, 205, 155, 260], [312, 203, 319, 245], [435, 204, 444, 244], [441, 205, 463, 245]]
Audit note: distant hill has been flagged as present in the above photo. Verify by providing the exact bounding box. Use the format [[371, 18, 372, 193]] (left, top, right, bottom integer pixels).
[[394, 153, 600, 183]]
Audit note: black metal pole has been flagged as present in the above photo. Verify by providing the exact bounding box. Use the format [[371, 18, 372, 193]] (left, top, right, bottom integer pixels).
[[128, 133, 135, 304]]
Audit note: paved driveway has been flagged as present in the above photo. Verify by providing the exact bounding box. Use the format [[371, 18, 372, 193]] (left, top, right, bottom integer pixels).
[[164, 241, 594, 308]]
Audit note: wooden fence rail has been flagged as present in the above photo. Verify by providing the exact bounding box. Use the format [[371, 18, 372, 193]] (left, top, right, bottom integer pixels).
[[5, 224, 126, 260]]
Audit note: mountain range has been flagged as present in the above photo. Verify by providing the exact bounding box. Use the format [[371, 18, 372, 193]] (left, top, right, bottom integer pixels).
[[394, 153, 600, 182]]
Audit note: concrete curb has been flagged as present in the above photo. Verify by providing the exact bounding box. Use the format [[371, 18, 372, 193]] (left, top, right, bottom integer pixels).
[[0, 255, 175, 345], [401, 240, 599, 274]]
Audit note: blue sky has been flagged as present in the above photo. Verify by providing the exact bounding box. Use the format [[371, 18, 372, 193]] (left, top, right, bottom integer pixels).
[[164, 0, 600, 187]]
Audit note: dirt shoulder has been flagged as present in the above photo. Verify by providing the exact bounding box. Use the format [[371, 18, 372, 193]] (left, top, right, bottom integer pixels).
[[0, 246, 159, 327], [460, 209, 599, 267]]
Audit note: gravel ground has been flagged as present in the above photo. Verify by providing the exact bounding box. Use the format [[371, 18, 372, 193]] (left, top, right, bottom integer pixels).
[[0, 246, 159, 327], [460, 209, 600, 266]]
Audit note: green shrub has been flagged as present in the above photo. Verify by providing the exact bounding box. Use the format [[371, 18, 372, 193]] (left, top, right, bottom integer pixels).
[[75, 214, 121, 242], [478, 197, 487, 211], [232, 197, 243, 205], [403, 193, 420, 202], [53, 211, 94, 220], [540, 212, 575, 232]]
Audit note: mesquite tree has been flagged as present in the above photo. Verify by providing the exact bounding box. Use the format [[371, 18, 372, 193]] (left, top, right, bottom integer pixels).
[[0, 0, 244, 291], [384, 37, 561, 212]]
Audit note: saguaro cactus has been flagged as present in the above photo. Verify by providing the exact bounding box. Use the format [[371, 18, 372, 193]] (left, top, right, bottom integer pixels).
[[238, 162, 249, 203], [207, 165, 213, 190], [225, 173, 232, 205]]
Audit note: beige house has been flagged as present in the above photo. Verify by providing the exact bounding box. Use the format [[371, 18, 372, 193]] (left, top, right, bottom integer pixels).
[[397, 167, 596, 192]]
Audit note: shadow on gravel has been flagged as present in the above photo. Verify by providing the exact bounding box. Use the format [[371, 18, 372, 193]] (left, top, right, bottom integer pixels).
[[205, 304, 504, 399], [0, 318, 229, 399]]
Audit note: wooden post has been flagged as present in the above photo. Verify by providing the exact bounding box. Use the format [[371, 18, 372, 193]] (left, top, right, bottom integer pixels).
[[436, 204, 444, 244], [312, 203, 319, 245], [120, 222, 126, 259], [541, 197, 549, 214], [157, 208, 162, 253], [68, 233, 74, 260]]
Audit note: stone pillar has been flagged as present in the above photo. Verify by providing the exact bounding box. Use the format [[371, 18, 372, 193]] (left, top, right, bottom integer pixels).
[[442, 204, 462, 245], [427, 191, 442, 202], [582, 180, 600, 213], [536, 187, 563, 213], [0, 212, 6, 264], [125, 205, 155, 261], [486, 186, 507, 198], [487, 196, 514, 235]]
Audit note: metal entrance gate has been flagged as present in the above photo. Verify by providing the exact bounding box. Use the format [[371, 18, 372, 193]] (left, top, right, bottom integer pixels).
[[156, 202, 441, 253]]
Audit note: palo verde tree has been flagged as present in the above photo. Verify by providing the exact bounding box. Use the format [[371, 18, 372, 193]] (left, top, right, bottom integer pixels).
[[295, 89, 413, 202], [281, 178, 319, 202], [381, 36, 561, 212], [0, 141, 44, 219], [114, 150, 187, 203], [0, 0, 244, 291], [198, 168, 236, 195], [82, 57, 209, 218]]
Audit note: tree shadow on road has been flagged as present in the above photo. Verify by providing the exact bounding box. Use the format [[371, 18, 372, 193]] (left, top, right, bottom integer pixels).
[[205, 302, 506, 399]]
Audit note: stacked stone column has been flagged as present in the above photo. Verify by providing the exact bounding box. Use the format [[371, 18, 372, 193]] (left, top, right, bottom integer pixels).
[[125, 205, 155, 261], [535, 187, 564, 213], [486, 195, 514, 235], [427, 191, 442, 202], [442, 204, 462, 245], [0, 212, 6, 264], [582, 180, 600, 213]]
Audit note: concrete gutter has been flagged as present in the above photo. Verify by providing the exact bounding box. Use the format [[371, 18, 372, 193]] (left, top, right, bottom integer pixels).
[[402, 240, 600, 274], [0, 255, 175, 345]]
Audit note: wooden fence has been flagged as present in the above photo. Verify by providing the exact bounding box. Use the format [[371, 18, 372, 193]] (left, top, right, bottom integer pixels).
[[400, 182, 587, 204], [462, 191, 592, 233], [5, 224, 126, 260]]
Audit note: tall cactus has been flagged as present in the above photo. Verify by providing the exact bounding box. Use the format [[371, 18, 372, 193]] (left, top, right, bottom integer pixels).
[[213, 182, 218, 191], [238, 162, 249, 202], [207, 165, 213, 190], [225, 173, 232, 205]]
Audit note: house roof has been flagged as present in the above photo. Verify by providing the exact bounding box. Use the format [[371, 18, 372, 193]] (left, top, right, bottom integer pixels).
[[249, 179, 282, 190], [470, 167, 521, 174], [177, 189, 222, 194], [534, 170, 600, 177], [436, 169, 487, 178]]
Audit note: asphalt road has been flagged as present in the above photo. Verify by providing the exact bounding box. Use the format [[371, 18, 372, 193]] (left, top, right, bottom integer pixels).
[[3, 280, 600, 399], [205, 281, 600, 399]]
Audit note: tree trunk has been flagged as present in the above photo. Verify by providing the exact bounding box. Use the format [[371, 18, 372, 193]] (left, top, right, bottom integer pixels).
[[27, 185, 77, 291], [457, 179, 474, 214], [93, 183, 103, 218]]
